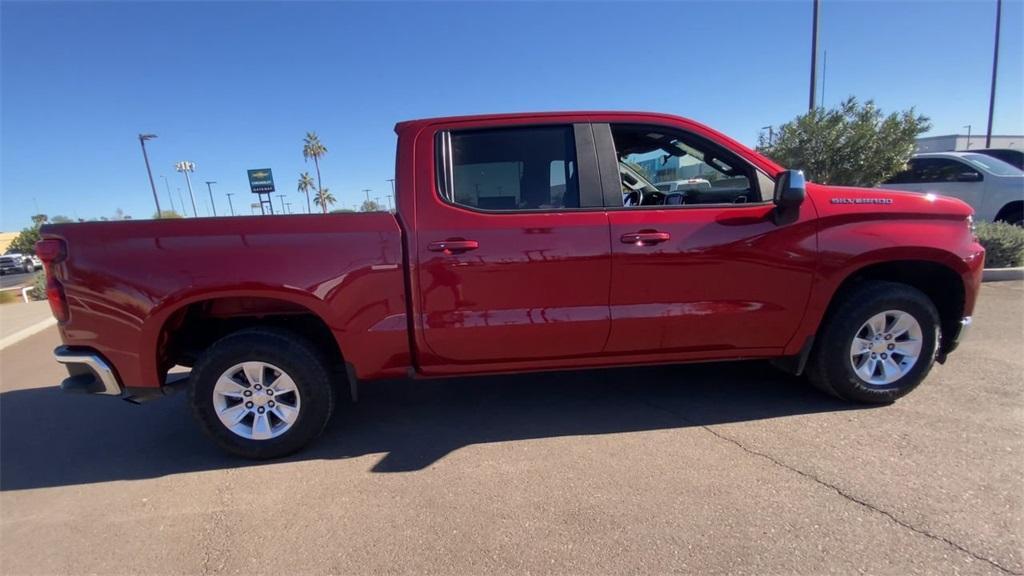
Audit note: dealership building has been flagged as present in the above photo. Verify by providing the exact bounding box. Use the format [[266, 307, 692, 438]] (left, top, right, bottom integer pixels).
[[915, 134, 1023, 153]]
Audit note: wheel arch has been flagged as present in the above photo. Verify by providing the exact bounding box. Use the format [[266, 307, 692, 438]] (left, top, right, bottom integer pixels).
[[994, 200, 1023, 225], [142, 289, 347, 392], [813, 257, 966, 360]]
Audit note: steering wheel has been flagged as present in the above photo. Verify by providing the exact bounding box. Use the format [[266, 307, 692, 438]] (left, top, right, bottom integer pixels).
[[623, 188, 643, 207]]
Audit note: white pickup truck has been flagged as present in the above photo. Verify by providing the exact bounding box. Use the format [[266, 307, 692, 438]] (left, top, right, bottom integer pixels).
[[0, 252, 42, 275]]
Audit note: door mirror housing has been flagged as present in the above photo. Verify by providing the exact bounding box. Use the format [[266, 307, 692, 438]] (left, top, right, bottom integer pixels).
[[773, 170, 806, 209], [772, 170, 805, 225]]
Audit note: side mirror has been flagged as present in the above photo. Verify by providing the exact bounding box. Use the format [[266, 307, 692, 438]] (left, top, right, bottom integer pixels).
[[955, 171, 982, 183], [773, 170, 806, 210]]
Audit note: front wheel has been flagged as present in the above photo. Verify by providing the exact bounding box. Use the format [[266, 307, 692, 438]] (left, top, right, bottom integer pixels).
[[189, 327, 336, 459], [807, 281, 940, 404]]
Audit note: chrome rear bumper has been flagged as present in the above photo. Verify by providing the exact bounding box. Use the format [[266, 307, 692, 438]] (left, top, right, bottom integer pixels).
[[54, 347, 122, 396]]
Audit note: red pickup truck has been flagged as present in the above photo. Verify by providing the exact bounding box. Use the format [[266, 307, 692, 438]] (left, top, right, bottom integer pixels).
[[39, 111, 984, 458]]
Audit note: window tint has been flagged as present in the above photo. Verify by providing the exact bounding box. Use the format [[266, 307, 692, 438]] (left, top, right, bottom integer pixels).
[[888, 158, 982, 184], [437, 126, 579, 211], [917, 158, 980, 183], [610, 124, 761, 207]]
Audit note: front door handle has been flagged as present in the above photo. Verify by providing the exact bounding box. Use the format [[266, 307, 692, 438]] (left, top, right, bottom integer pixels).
[[428, 239, 480, 254], [620, 231, 671, 245]]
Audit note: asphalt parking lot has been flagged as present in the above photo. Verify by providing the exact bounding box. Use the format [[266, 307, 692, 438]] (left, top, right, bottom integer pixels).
[[1, 281, 1021, 575]]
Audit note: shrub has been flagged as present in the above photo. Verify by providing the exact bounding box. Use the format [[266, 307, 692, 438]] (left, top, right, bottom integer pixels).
[[28, 271, 48, 300], [976, 220, 1024, 268]]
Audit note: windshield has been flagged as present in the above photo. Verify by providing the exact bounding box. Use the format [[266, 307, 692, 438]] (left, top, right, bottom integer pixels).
[[960, 153, 1023, 176]]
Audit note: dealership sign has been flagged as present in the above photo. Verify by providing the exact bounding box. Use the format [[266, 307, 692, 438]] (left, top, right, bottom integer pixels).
[[247, 168, 275, 194]]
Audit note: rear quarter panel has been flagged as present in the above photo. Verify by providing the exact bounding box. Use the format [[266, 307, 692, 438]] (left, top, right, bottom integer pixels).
[[42, 213, 408, 388]]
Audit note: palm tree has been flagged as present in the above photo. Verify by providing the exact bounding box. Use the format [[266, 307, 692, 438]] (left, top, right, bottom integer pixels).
[[297, 172, 315, 213], [314, 187, 336, 211], [302, 132, 328, 213]]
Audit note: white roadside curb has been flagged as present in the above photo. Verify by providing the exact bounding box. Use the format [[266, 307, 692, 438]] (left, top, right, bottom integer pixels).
[[982, 267, 1024, 282], [0, 317, 57, 351]]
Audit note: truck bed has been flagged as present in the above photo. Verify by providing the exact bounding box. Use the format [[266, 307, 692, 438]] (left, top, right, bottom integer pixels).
[[41, 213, 410, 389]]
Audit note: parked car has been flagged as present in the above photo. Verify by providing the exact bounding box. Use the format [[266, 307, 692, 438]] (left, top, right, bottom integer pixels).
[[970, 148, 1023, 170], [879, 151, 1023, 225], [0, 252, 41, 275], [39, 111, 984, 458]]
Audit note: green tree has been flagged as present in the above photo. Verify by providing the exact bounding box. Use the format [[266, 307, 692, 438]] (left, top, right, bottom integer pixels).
[[359, 199, 382, 212], [7, 214, 51, 255], [314, 187, 336, 211], [758, 97, 930, 187], [302, 132, 328, 214], [153, 210, 184, 219], [297, 171, 316, 214], [7, 226, 40, 255], [49, 215, 73, 223]]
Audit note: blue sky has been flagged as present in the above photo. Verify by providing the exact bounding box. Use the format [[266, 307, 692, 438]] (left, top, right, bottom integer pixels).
[[2, 0, 1022, 229]]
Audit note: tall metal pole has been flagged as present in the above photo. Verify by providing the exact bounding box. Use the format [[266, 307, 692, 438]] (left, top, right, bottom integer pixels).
[[161, 175, 175, 213], [964, 125, 973, 150], [809, 0, 820, 111], [205, 181, 218, 216], [226, 193, 235, 216], [985, 0, 1002, 148], [178, 188, 186, 214], [139, 134, 162, 218], [184, 170, 197, 217], [277, 194, 286, 214], [363, 189, 372, 203], [176, 162, 198, 217]]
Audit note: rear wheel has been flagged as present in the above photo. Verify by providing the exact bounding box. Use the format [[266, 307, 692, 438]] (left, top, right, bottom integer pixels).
[[189, 327, 335, 459], [807, 281, 939, 404]]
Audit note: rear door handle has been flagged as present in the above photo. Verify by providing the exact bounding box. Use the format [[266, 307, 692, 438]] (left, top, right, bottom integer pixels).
[[620, 231, 671, 245], [428, 239, 480, 254]]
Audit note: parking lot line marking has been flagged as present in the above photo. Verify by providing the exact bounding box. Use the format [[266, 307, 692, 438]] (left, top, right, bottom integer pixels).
[[0, 317, 57, 351]]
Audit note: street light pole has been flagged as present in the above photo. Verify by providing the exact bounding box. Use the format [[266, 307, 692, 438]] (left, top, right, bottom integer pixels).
[[363, 189, 372, 203], [808, 0, 820, 111], [160, 175, 175, 213], [386, 178, 396, 212], [138, 134, 162, 218], [761, 125, 774, 146], [277, 194, 286, 214], [205, 181, 218, 216], [964, 125, 973, 149], [226, 192, 235, 216], [175, 161, 198, 217], [985, 0, 1002, 148]]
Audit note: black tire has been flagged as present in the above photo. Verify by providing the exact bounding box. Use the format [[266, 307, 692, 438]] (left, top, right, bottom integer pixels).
[[23, 262, 32, 273], [189, 327, 335, 459], [806, 281, 940, 404]]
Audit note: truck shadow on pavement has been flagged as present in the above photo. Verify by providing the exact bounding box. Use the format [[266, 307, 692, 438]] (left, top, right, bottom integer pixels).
[[1, 361, 864, 491]]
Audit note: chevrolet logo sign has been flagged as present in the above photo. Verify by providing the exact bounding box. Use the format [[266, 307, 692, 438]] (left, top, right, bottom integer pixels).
[[251, 171, 270, 179]]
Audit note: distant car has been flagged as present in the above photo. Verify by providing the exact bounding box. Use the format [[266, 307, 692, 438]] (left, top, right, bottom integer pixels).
[[0, 252, 41, 275], [970, 148, 1023, 170], [880, 152, 1024, 225]]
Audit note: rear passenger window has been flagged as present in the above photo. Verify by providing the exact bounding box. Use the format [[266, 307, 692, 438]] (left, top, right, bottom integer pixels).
[[437, 126, 579, 210]]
